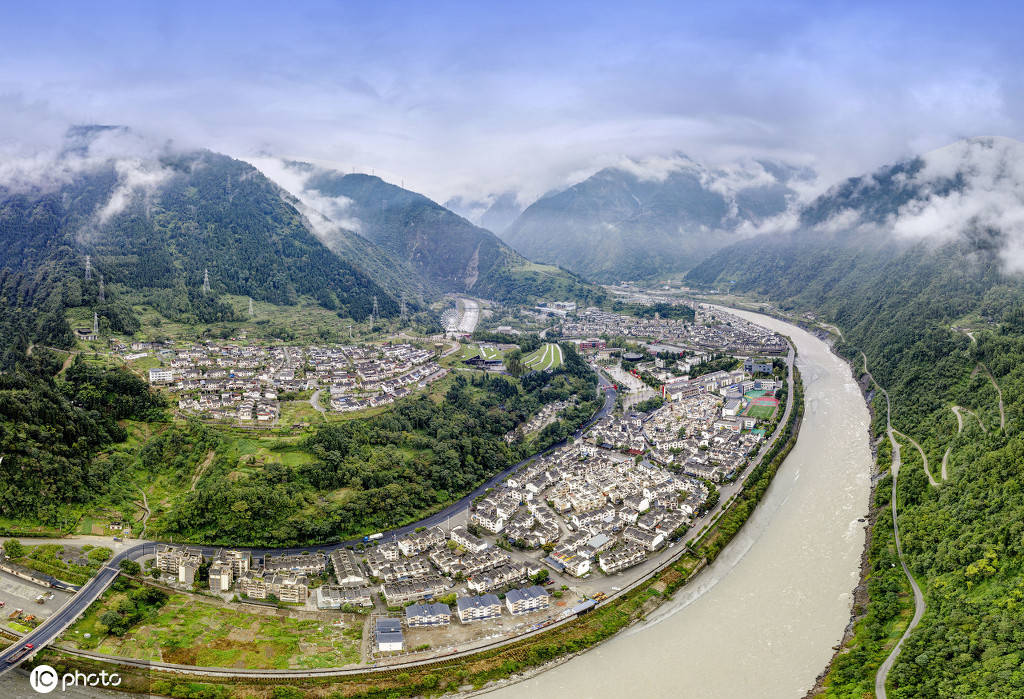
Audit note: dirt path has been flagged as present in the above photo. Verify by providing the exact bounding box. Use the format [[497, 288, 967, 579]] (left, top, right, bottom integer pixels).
[[978, 363, 1005, 430], [59, 352, 77, 374], [189, 450, 216, 492], [860, 353, 928, 699], [941, 405, 969, 481], [136, 489, 151, 538]]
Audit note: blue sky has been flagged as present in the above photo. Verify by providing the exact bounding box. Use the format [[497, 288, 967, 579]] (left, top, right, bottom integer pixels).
[[1, 1, 1022, 201]]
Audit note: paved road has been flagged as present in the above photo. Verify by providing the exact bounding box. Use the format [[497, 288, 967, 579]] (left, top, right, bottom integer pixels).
[[0, 376, 617, 678], [893, 429, 938, 487], [309, 388, 326, 415], [0, 543, 159, 673], [862, 353, 926, 699]]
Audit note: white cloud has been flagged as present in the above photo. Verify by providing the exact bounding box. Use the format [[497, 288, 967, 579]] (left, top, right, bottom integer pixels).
[[248, 157, 364, 244], [880, 137, 1024, 272]]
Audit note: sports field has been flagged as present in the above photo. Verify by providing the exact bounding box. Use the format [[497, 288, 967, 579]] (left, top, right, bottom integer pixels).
[[524, 343, 564, 371], [744, 396, 779, 419]]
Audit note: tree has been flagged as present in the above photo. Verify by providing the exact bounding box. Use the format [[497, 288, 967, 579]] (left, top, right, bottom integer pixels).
[[3, 539, 25, 559], [506, 349, 525, 377], [530, 569, 550, 584], [119, 559, 141, 576]]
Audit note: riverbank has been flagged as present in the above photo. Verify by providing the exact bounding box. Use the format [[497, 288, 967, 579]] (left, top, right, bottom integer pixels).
[[802, 355, 884, 697]]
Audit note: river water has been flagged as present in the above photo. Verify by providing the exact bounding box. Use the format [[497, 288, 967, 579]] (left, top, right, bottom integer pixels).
[[0, 310, 872, 699], [484, 309, 873, 699]]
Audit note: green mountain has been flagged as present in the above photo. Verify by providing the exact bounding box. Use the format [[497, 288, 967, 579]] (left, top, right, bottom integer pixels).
[[0, 132, 399, 342], [686, 136, 1024, 698], [284, 164, 605, 306], [502, 157, 810, 282]]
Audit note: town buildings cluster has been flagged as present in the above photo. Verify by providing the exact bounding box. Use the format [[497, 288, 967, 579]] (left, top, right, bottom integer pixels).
[[558, 305, 787, 356], [138, 341, 446, 421]]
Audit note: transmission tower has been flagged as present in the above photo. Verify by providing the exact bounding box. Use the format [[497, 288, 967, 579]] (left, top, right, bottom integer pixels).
[[400, 297, 408, 322], [84, 255, 92, 280], [98, 275, 105, 303], [202, 268, 210, 294], [348, 324, 353, 341], [371, 296, 379, 324], [92, 312, 99, 336]]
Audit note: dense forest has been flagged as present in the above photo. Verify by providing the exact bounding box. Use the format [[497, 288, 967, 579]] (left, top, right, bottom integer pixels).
[[150, 343, 600, 546], [0, 148, 401, 330], [687, 236, 1024, 697], [0, 354, 166, 528]]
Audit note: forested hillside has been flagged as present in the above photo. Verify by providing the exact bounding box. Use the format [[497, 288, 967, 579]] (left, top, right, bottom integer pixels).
[[0, 354, 166, 529], [287, 165, 606, 306], [685, 137, 1024, 697]]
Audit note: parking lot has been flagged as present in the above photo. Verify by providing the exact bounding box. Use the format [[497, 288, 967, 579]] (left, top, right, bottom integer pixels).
[[0, 570, 70, 628]]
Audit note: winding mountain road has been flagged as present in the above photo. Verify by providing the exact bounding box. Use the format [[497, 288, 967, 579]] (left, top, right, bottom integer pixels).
[[893, 429, 938, 488], [861, 353, 927, 699]]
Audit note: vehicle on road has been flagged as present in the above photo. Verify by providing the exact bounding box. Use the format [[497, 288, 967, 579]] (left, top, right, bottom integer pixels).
[[6, 643, 33, 664]]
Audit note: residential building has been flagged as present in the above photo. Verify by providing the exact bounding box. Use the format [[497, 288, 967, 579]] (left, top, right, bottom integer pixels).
[[316, 585, 373, 609], [375, 618, 404, 652], [330, 549, 367, 586], [456, 594, 502, 623], [263, 551, 326, 575], [623, 525, 666, 551], [505, 586, 551, 615], [405, 602, 452, 627], [397, 527, 445, 557], [224, 550, 250, 578], [451, 526, 489, 553], [380, 576, 449, 606], [598, 544, 647, 574], [208, 562, 232, 593]]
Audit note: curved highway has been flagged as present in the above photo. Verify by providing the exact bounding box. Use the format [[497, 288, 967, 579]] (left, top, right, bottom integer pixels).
[[0, 370, 617, 676]]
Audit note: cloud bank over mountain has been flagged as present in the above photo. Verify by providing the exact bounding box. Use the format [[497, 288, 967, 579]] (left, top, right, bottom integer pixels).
[[0, 3, 1021, 206]]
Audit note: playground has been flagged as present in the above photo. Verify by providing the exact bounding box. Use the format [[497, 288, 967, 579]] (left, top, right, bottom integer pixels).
[[743, 394, 779, 420]]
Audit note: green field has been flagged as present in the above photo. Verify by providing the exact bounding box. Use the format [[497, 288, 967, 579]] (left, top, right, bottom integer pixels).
[[478, 344, 505, 360], [524, 343, 564, 371], [744, 402, 777, 419], [65, 586, 363, 669]]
